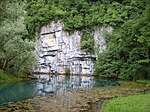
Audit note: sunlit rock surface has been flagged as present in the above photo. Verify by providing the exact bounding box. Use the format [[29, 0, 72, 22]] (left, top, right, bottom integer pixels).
[[35, 21, 112, 74]]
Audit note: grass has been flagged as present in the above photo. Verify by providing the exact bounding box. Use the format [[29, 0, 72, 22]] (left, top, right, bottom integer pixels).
[[0, 70, 19, 82], [136, 80, 150, 86], [101, 93, 150, 112]]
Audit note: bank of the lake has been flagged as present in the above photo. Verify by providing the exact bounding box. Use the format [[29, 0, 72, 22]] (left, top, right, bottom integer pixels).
[[101, 93, 150, 112], [0, 70, 37, 83], [0, 70, 19, 83], [0, 81, 150, 112], [100, 80, 150, 112]]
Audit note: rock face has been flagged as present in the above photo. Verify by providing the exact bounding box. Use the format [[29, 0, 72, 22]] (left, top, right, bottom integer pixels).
[[35, 21, 112, 74]]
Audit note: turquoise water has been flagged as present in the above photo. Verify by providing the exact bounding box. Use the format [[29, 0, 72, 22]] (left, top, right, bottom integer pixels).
[[0, 75, 117, 104]]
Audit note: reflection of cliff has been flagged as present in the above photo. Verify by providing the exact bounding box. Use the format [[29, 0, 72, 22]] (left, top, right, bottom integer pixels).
[[36, 75, 94, 96], [36, 75, 117, 96], [0, 75, 117, 104], [35, 21, 112, 74]]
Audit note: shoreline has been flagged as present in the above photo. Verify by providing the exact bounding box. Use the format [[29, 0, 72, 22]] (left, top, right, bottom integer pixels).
[[32, 72, 95, 77], [0, 81, 150, 112]]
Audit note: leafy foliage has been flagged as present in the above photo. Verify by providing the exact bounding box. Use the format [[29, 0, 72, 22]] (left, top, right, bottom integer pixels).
[[25, 0, 150, 80], [64, 68, 71, 76], [80, 29, 95, 53], [0, 0, 35, 76], [94, 0, 150, 80], [25, 0, 135, 36]]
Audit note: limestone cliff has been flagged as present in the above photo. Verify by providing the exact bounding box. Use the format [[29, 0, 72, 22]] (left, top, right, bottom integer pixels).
[[35, 21, 112, 75]]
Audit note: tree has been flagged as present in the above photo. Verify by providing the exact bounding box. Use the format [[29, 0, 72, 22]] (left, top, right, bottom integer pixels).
[[94, 0, 150, 80], [0, 0, 35, 76]]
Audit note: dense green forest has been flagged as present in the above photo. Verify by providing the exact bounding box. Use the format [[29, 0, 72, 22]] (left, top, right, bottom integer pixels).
[[0, 0, 34, 79], [0, 0, 150, 80], [94, 0, 150, 80], [25, 0, 150, 80]]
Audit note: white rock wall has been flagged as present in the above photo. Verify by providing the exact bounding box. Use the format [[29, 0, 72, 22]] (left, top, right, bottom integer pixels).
[[35, 21, 112, 75]]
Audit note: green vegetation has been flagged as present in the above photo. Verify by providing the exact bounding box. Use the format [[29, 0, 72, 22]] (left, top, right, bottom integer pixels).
[[101, 93, 150, 112], [25, 0, 150, 80], [0, 70, 19, 82], [80, 29, 95, 53], [64, 68, 71, 76], [25, 0, 133, 35], [94, 0, 150, 80], [0, 0, 35, 80], [136, 80, 150, 86], [0, 0, 148, 111], [25, 0, 134, 53], [1, 0, 149, 80]]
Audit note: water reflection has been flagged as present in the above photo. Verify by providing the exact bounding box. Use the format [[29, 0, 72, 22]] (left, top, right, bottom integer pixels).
[[0, 75, 117, 104], [36, 75, 94, 96]]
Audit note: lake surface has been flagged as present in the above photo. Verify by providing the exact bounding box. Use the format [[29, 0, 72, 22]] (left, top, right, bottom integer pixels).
[[0, 75, 117, 105]]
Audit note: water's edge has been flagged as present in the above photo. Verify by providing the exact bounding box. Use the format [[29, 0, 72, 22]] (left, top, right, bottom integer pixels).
[[0, 75, 117, 105], [0, 81, 150, 112]]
